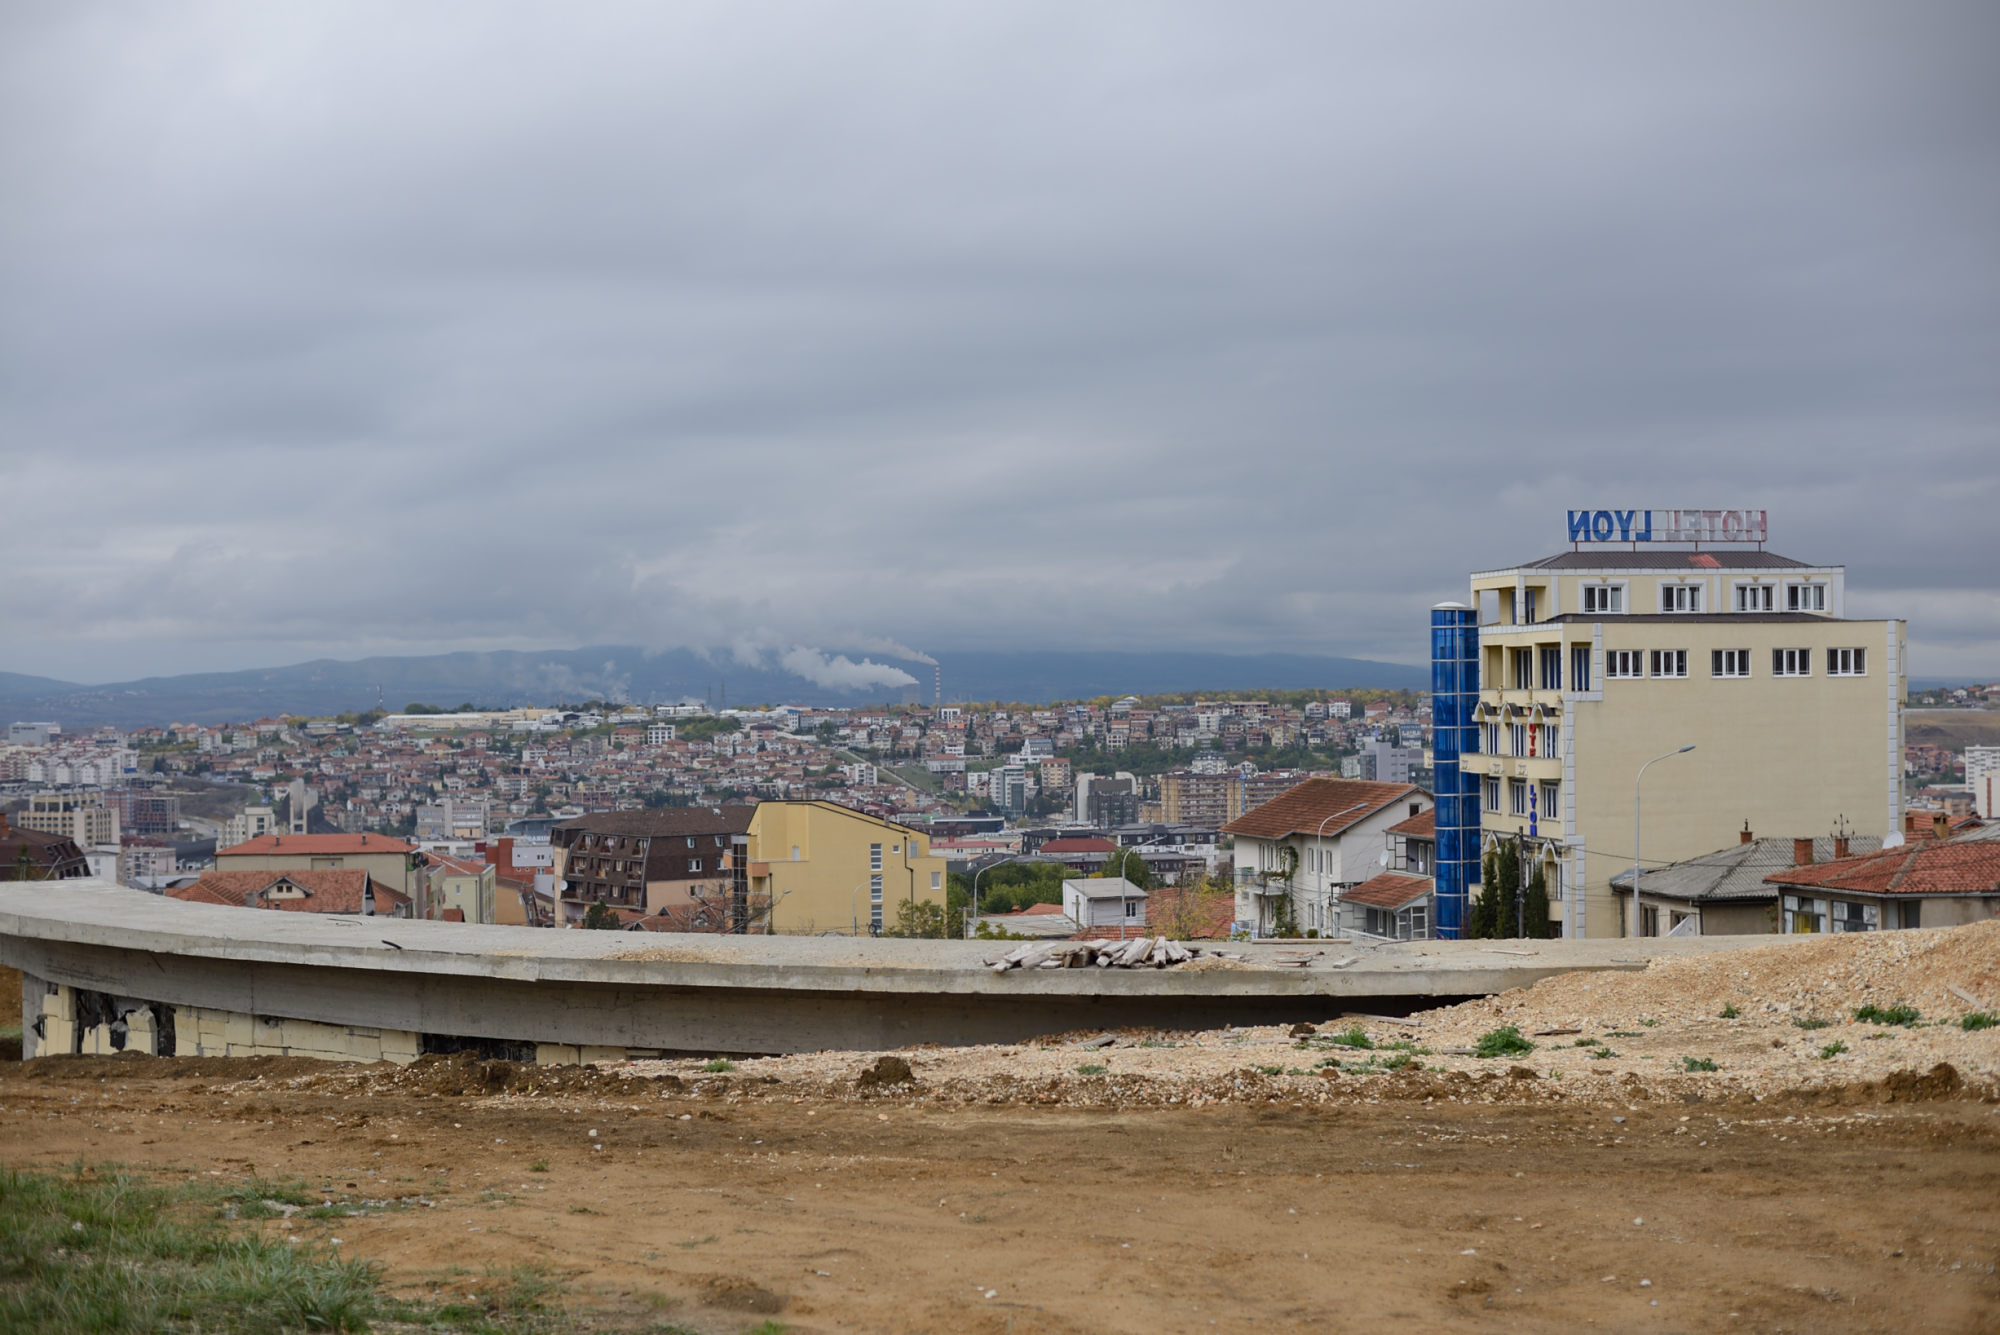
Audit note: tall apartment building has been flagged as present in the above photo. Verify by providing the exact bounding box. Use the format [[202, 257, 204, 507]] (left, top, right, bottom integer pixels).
[[1436, 510, 1904, 939], [19, 792, 119, 848], [1160, 769, 1316, 826], [1967, 746, 2000, 820]]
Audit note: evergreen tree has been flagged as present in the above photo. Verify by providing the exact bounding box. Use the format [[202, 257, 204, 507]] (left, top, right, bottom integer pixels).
[[1470, 849, 1499, 938], [581, 901, 620, 930], [1524, 860, 1552, 938], [1493, 839, 1522, 939]]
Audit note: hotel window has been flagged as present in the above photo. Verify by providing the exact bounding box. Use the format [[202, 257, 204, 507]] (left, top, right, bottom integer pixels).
[[1734, 583, 1774, 612], [1539, 781, 1560, 819], [1539, 647, 1562, 690], [1787, 582, 1828, 612], [1539, 723, 1560, 756], [1509, 779, 1529, 816], [1582, 583, 1624, 615], [1482, 776, 1501, 812], [1571, 645, 1592, 693], [1512, 649, 1533, 690], [1605, 650, 1643, 679], [1510, 723, 1528, 757], [1649, 649, 1688, 679], [1712, 649, 1752, 678], [869, 842, 883, 872], [1659, 583, 1703, 613], [1772, 648, 1811, 677], [1828, 647, 1867, 676], [1483, 721, 1501, 755]]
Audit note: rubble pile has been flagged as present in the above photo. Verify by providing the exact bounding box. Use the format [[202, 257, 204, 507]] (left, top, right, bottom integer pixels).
[[985, 937, 1245, 971]]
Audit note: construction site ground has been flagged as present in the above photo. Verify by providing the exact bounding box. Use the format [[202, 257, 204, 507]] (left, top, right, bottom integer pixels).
[[4, 921, 1999, 1333]]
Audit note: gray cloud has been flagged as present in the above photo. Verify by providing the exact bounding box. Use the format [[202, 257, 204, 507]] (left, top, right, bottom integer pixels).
[[3, 2, 1996, 682]]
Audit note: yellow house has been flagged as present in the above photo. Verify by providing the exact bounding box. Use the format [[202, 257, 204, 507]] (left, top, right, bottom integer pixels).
[[1466, 530, 1903, 939], [746, 801, 950, 935], [213, 833, 424, 898], [427, 853, 498, 924]]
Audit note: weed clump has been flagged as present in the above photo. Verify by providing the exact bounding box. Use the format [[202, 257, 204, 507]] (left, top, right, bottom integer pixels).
[[1853, 1003, 1920, 1028], [1681, 1056, 1719, 1072], [1818, 1041, 1849, 1059], [1473, 1026, 1534, 1059], [1960, 1012, 1996, 1032]]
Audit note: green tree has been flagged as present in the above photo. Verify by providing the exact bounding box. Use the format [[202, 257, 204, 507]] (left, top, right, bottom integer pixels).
[[1470, 851, 1499, 939], [1523, 860, 1553, 938], [1095, 847, 1153, 889], [884, 897, 963, 939], [580, 901, 620, 930]]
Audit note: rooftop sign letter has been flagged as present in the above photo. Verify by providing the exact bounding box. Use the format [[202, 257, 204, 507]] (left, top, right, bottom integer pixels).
[[1566, 509, 1766, 545]]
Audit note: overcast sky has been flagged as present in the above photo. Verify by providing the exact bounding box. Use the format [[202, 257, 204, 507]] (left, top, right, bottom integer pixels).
[[5, 2, 1996, 685]]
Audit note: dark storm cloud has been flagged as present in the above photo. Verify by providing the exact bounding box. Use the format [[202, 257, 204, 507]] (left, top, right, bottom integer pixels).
[[3, 2, 1996, 681]]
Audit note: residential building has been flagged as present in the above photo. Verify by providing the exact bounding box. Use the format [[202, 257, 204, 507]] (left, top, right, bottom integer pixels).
[[415, 797, 489, 840], [1968, 746, 2000, 820], [1339, 807, 1436, 940], [214, 832, 424, 899], [170, 869, 412, 917], [1061, 877, 1149, 940], [427, 852, 499, 924], [745, 801, 950, 936], [7, 722, 60, 746], [220, 805, 279, 849], [1342, 738, 1423, 784], [1221, 778, 1431, 937], [102, 789, 180, 838], [19, 792, 119, 848], [1453, 520, 1904, 939], [550, 807, 754, 928], [1609, 830, 1884, 935], [0, 813, 88, 880], [1762, 832, 2000, 932]]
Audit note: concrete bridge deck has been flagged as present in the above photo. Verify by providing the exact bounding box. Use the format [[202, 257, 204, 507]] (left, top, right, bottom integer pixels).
[[2, 881, 1806, 1059]]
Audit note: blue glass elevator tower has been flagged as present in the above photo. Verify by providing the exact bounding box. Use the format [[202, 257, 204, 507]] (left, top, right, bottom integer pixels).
[[1430, 602, 1480, 938]]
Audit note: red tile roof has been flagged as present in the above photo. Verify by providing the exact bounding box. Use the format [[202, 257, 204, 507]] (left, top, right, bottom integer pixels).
[[170, 869, 411, 915], [1763, 840, 2000, 898], [1342, 872, 1433, 911], [1221, 778, 1420, 841], [1386, 808, 1435, 838], [216, 833, 414, 858]]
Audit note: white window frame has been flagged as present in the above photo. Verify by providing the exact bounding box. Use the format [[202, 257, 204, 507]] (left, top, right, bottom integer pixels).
[[1509, 722, 1528, 757], [1538, 780, 1560, 818], [1732, 582, 1775, 613], [1786, 581, 1828, 613], [1712, 649, 1752, 678], [1829, 900, 1878, 933], [869, 873, 883, 901], [1659, 582, 1704, 613], [1605, 649, 1643, 679], [1482, 776, 1500, 812], [869, 842, 883, 872], [1828, 647, 1867, 676], [1582, 582, 1626, 615], [1509, 779, 1529, 816], [1539, 722, 1560, 756], [1772, 648, 1811, 677], [1649, 649, 1688, 679]]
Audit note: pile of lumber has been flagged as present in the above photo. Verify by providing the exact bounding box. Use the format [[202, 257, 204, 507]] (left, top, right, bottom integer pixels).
[[985, 937, 1246, 972]]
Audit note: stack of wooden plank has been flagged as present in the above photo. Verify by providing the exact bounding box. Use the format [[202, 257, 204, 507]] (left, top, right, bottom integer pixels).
[[984, 937, 1248, 972]]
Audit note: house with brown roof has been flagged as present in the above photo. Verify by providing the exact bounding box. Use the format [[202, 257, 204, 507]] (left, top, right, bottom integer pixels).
[[1339, 807, 1437, 940], [551, 806, 754, 927], [1221, 778, 1430, 938], [1762, 835, 2000, 934], [169, 869, 411, 917], [213, 832, 424, 900], [0, 814, 89, 882]]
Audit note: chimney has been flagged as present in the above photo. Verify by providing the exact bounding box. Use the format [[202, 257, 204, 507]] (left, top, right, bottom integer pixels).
[[361, 833, 368, 845], [1834, 834, 1851, 860], [1740, 821, 1753, 845], [1792, 837, 1814, 867], [1933, 812, 1950, 840]]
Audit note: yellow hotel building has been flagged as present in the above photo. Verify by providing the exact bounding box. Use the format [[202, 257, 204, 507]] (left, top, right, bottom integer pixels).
[[1467, 537, 1903, 938]]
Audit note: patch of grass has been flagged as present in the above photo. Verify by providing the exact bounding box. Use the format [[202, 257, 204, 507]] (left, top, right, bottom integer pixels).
[[1572, 1038, 1602, 1048], [1381, 1053, 1420, 1072], [1960, 1012, 1997, 1032], [1137, 1039, 1180, 1048], [1718, 1003, 1741, 1019], [1606, 1030, 1642, 1038], [528, 1159, 549, 1173], [676, 1235, 717, 1250], [1075, 1063, 1108, 1076], [1252, 1064, 1285, 1077], [1638, 1019, 1659, 1028], [1473, 1026, 1534, 1059], [743, 1323, 790, 1335], [1792, 1016, 1833, 1030], [1853, 1002, 1920, 1027], [1682, 1056, 1719, 1072], [1818, 1041, 1849, 1059], [701, 1058, 737, 1073], [1322, 1026, 1375, 1050], [1590, 1049, 1618, 1059]]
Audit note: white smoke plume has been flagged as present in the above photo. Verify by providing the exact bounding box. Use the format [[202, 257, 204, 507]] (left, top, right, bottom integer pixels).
[[778, 647, 919, 693]]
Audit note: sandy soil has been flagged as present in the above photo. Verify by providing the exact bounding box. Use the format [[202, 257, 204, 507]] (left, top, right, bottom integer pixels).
[[3, 1048, 1996, 1334]]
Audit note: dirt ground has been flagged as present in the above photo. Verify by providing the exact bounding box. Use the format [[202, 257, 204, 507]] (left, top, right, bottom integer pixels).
[[2, 1049, 1995, 1335]]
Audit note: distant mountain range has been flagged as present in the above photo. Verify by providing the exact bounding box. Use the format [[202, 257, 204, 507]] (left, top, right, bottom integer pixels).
[[0, 647, 1429, 729]]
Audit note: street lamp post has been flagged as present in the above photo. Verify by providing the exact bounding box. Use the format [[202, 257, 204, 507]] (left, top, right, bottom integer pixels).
[[1310, 803, 1369, 937], [1634, 745, 1696, 937], [968, 856, 1027, 939]]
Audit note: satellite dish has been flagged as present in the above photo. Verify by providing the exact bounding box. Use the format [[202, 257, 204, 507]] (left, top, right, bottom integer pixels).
[[1379, 850, 1390, 867], [1882, 830, 1904, 849]]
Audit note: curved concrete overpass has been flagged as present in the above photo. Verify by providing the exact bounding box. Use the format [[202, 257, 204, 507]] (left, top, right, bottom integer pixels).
[[3, 881, 1802, 1062]]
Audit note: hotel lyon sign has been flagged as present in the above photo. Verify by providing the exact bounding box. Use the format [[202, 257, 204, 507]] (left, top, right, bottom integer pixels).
[[1567, 508, 1768, 544]]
